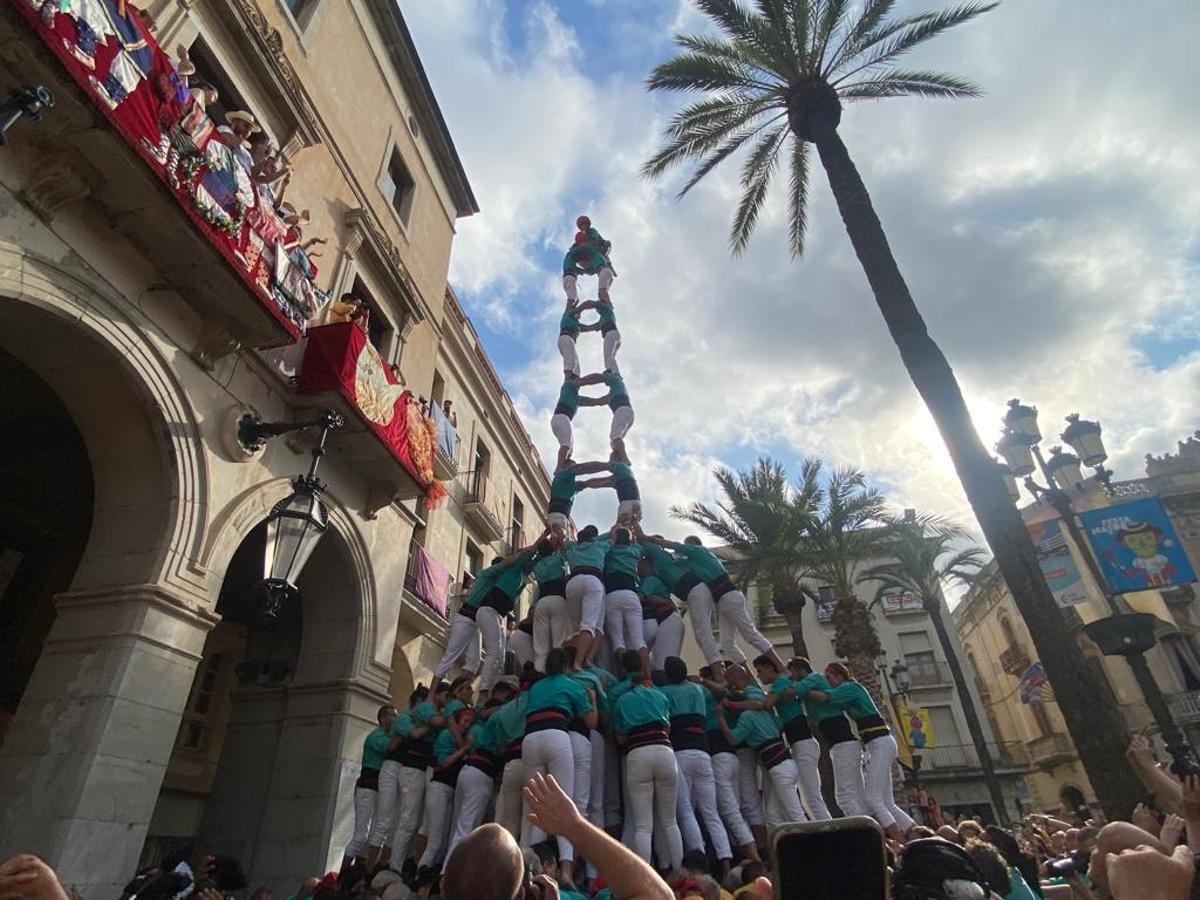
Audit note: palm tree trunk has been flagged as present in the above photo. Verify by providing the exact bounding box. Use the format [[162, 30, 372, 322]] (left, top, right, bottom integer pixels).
[[808, 123, 1141, 818], [927, 599, 1010, 824], [779, 607, 809, 659]]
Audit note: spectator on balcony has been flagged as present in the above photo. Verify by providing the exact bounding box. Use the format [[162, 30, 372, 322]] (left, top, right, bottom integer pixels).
[[326, 293, 368, 331], [442, 399, 457, 429], [217, 109, 260, 172]]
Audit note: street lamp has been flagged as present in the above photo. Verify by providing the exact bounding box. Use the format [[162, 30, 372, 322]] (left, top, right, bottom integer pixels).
[[0, 85, 54, 145], [891, 659, 912, 696], [994, 400, 1198, 774], [878, 653, 923, 794], [238, 409, 344, 620]]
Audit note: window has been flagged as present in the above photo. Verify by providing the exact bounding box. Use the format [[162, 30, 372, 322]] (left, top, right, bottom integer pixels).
[[1030, 700, 1053, 736], [1000, 616, 1019, 647], [472, 442, 492, 498], [928, 706, 963, 745], [187, 38, 252, 131], [379, 147, 416, 225], [465, 541, 482, 581], [177, 653, 223, 751], [511, 496, 525, 549], [283, 0, 321, 32], [814, 585, 836, 621], [349, 276, 394, 360], [431, 371, 446, 408]]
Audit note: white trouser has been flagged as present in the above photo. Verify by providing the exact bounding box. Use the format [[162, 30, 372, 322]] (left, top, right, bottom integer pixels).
[[533, 594, 569, 670], [736, 746, 765, 827], [385, 764, 429, 868], [434, 611, 481, 679], [863, 735, 915, 831], [644, 613, 684, 671], [602, 328, 620, 374], [598, 266, 614, 292], [509, 629, 534, 671], [604, 588, 645, 651], [604, 735, 622, 827], [626, 744, 684, 869], [476, 606, 506, 692], [346, 786, 377, 858], [763, 759, 807, 828], [677, 748, 732, 859], [673, 755, 704, 854], [716, 588, 774, 663], [829, 739, 867, 817], [790, 736, 832, 820], [497, 758, 524, 838], [587, 731, 606, 828], [563, 274, 578, 302], [609, 405, 635, 442], [417, 780, 455, 868], [570, 730, 592, 820], [522, 729, 576, 861], [566, 573, 604, 635], [711, 751, 755, 848], [558, 333, 580, 376], [686, 583, 721, 667], [442, 765, 494, 871], [550, 412, 573, 451]]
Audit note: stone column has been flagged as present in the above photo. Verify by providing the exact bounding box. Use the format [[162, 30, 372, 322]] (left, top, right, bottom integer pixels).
[[0, 585, 217, 899]]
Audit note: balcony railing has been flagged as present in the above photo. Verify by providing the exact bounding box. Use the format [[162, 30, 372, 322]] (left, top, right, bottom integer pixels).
[[920, 742, 1029, 771], [1026, 732, 1076, 768], [429, 404, 459, 481], [1168, 690, 1200, 726], [464, 472, 505, 542], [907, 659, 953, 688], [7, 1, 309, 355], [999, 645, 1032, 677]]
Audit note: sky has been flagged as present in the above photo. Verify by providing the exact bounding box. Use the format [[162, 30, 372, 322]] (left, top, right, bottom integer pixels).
[[404, 0, 1200, 557]]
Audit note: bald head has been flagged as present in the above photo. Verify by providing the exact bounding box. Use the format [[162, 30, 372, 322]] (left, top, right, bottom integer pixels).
[[442, 823, 523, 900]]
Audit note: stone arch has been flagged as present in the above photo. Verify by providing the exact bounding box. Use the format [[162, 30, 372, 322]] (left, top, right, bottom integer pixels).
[[200, 478, 379, 684], [0, 241, 207, 601]]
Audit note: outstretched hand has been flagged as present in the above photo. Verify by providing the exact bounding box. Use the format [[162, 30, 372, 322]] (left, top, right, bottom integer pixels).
[[524, 772, 585, 838], [0, 855, 70, 900]]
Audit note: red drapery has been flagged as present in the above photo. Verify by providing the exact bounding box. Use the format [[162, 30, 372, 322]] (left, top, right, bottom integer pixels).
[[298, 323, 446, 509], [10, 0, 306, 338]]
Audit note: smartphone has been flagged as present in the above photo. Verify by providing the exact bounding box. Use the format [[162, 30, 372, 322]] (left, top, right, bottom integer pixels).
[[770, 816, 888, 899]]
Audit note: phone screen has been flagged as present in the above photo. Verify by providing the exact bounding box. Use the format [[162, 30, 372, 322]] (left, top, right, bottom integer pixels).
[[772, 819, 887, 899]]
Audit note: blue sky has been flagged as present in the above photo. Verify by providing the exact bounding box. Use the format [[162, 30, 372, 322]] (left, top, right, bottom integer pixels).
[[404, 0, 1200, 543]]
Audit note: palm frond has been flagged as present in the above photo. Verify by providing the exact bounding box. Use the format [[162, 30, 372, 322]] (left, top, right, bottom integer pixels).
[[820, 0, 896, 77], [785, 134, 810, 258], [677, 112, 787, 198], [831, 2, 998, 85], [674, 33, 790, 86], [840, 69, 981, 100], [648, 52, 776, 94], [812, 0, 852, 73], [730, 123, 787, 254], [641, 97, 779, 181]]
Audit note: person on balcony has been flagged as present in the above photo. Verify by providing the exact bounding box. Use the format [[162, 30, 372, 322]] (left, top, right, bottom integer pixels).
[[562, 231, 614, 306], [546, 458, 611, 536], [217, 109, 259, 172], [551, 375, 608, 470]]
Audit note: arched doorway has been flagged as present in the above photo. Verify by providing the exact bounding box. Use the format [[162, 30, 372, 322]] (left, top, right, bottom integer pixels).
[[0, 347, 94, 744], [143, 513, 377, 892]]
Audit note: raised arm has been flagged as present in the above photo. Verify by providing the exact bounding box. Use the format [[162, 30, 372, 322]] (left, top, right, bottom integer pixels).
[[807, 689, 831, 703], [573, 461, 610, 476], [577, 476, 615, 491], [578, 394, 610, 407], [577, 373, 607, 386]]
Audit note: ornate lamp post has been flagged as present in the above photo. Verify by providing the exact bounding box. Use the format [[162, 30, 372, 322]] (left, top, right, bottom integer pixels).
[[995, 400, 1197, 773], [879, 654, 922, 790], [238, 409, 344, 620], [0, 86, 54, 145]]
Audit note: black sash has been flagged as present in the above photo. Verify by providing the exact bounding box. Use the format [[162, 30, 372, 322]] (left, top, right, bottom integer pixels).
[[482, 587, 516, 617], [525, 708, 570, 734], [553, 402, 576, 419], [784, 716, 814, 744], [856, 713, 891, 744], [818, 716, 855, 746], [625, 722, 671, 751], [465, 749, 501, 779], [457, 604, 477, 622], [670, 713, 709, 753], [757, 737, 791, 770], [538, 578, 567, 598], [432, 758, 463, 787], [709, 575, 737, 600], [604, 571, 637, 592], [673, 571, 701, 602], [707, 728, 736, 756], [569, 566, 602, 580], [548, 497, 572, 515], [355, 766, 380, 790]]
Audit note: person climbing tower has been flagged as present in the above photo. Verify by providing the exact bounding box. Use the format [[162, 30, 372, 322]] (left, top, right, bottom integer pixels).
[[547, 458, 612, 537], [551, 374, 609, 469], [562, 232, 614, 305], [578, 298, 620, 375], [559, 299, 583, 377]]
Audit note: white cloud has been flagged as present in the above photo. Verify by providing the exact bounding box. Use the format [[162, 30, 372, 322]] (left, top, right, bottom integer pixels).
[[407, 1, 1200, 556]]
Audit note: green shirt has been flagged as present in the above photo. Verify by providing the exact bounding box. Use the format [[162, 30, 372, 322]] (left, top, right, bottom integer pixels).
[[770, 674, 804, 724], [640, 542, 688, 590], [824, 681, 882, 721], [595, 300, 616, 329], [566, 537, 609, 571], [555, 380, 580, 416], [532, 552, 568, 586], [586, 665, 618, 691], [793, 672, 830, 717], [571, 668, 608, 719], [489, 694, 527, 749], [560, 307, 581, 336], [471, 719, 501, 756], [550, 467, 578, 502], [492, 549, 535, 599], [413, 700, 442, 743], [392, 710, 418, 739], [639, 575, 670, 599], [701, 684, 723, 732], [607, 461, 639, 501], [433, 727, 459, 764], [362, 727, 390, 770], [660, 681, 707, 720], [527, 673, 592, 718], [674, 543, 727, 582], [615, 684, 670, 732], [563, 243, 607, 275], [604, 540, 641, 579], [607, 674, 636, 713], [603, 372, 628, 408], [442, 699, 466, 721], [463, 563, 503, 609]]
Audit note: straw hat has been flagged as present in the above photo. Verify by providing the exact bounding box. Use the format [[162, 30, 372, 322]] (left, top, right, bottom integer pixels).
[[225, 109, 261, 133]]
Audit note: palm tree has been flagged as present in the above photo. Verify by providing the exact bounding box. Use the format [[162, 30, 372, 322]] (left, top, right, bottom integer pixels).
[[863, 513, 1009, 823], [671, 456, 815, 656], [643, 0, 1139, 816], [792, 464, 893, 703]]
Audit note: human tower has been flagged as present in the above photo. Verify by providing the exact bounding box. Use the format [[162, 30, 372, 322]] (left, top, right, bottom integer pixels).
[[342, 219, 916, 894]]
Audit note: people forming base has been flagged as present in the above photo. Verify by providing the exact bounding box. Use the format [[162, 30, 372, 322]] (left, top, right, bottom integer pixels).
[[341, 648, 917, 896]]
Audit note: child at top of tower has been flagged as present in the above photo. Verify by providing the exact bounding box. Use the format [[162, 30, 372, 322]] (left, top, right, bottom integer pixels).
[[562, 220, 614, 305], [576, 214, 613, 263]]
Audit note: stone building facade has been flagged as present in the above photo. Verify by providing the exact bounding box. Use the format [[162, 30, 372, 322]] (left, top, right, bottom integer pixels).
[[0, 1, 546, 896], [952, 436, 1200, 815]]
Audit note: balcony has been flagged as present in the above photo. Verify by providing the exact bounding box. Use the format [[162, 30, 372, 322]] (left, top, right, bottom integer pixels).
[[999, 644, 1032, 677], [1026, 732, 1076, 769], [906, 659, 954, 688], [1, 2, 309, 360], [400, 541, 451, 638], [297, 323, 445, 511], [1168, 690, 1200, 726], [921, 742, 1030, 772], [430, 403, 459, 481], [880, 591, 926, 616], [464, 472, 505, 542]]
